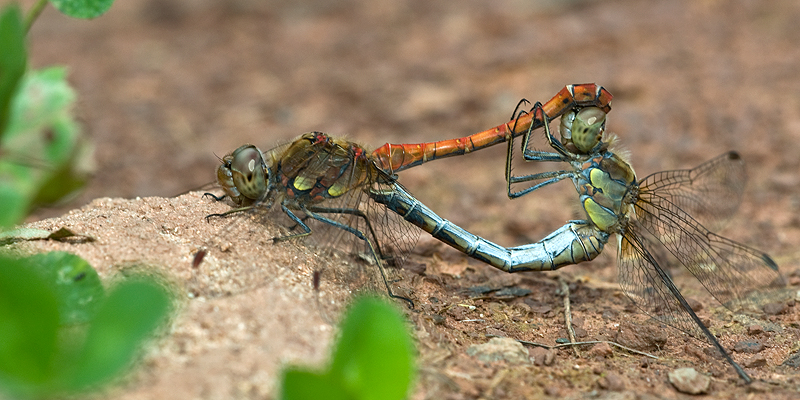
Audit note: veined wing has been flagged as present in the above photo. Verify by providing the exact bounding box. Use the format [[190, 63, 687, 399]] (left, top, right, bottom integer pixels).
[[363, 176, 421, 270], [636, 151, 745, 232], [634, 181, 785, 310], [617, 226, 706, 339]]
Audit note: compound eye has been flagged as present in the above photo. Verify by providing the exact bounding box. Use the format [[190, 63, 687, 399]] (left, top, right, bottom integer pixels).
[[571, 107, 606, 153], [230, 145, 268, 201]]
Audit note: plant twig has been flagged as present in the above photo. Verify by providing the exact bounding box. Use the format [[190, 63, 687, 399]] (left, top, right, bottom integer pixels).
[[484, 332, 661, 360], [514, 338, 660, 360], [559, 277, 579, 356]]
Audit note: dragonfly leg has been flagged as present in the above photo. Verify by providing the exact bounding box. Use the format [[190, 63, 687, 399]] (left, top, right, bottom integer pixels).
[[519, 101, 571, 160], [302, 205, 414, 308], [303, 205, 389, 262], [509, 98, 531, 122], [204, 205, 254, 222], [507, 171, 574, 199], [651, 254, 753, 383], [203, 192, 227, 202], [271, 204, 312, 242], [503, 103, 573, 198]]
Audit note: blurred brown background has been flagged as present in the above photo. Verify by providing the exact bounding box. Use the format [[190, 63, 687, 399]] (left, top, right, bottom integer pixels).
[[15, 1, 800, 397], [24, 0, 800, 255]]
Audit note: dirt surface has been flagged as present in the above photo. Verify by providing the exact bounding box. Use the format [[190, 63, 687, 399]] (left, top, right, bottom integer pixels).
[[10, 0, 800, 398]]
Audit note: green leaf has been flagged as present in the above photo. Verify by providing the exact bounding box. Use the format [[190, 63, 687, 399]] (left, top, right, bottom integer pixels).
[[0, 183, 28, 228], [281, 369, 351, 400], [329, 297, 415, 400], [279, 297, 416, 400], [49, 0, 115, 19], [0, 255, 60, 398], [0, 67, 92, 226], [0, 4, 27, 137], [26, 251, 103, 325], [67, 279, 171, 391]]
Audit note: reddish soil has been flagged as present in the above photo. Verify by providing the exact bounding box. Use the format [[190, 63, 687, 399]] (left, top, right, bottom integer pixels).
[[13, 0, 800, 398]]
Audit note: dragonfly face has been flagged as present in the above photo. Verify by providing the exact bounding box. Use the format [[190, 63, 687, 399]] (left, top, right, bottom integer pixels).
[[217, 144, 269, 206], [559, 106, 607, 155]]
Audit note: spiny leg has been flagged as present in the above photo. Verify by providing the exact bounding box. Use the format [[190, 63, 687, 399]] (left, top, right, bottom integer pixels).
[[519, 101, 572, 160], [304, 205, 389, 261], [204, 205, 254, 222], [507, 170, 575, 199], [504, 103, 573, 198], [302, 205, 414, 308], [271, 203, 313, 242], [203, 192, 227, 202]]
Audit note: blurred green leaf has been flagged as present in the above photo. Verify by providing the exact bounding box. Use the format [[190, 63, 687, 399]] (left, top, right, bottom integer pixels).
[[27, 251, 103, 325], [50, 0, 115, 19], [281, 296, 415, 400], [0, 254, 60, 398], [0, 67, 92, 227], [68, 279, 171, 391], [281, 369, 350, 400], [0, 4, 27, 137], [329, 297, 415, 400], [0, 183, 28, 228]]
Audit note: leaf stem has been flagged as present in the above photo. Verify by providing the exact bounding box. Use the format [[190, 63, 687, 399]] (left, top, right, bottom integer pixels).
[[25, 0, 49, 33]]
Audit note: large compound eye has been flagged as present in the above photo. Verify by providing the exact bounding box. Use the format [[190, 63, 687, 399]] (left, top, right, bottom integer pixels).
[[230, 145, 268, 201], [571, 107, 606, 153]]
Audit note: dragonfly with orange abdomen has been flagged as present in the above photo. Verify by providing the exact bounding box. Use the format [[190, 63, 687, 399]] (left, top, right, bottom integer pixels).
[[199, 84, 605, 303], [371, 83, 612, 173], [203, 85, 783, 380], [369, 100, 785, 383]]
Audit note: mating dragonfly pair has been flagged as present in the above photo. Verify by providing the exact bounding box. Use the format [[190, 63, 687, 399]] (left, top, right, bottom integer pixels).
[[204, 84, 784, 383]]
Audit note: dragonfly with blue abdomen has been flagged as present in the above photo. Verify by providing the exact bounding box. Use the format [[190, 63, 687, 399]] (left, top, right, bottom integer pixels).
[[370, 101, 785, 383], [199, 84, 608, 305]]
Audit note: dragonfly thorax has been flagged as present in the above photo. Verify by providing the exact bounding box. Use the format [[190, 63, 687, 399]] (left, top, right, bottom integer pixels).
[[576, 153, 637, 233], [217, 144, 269, 206]]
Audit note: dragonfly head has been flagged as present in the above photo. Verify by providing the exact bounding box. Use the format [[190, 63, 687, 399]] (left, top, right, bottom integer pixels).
[[217, 145, 269, 205], [560, 107, 607, 155]]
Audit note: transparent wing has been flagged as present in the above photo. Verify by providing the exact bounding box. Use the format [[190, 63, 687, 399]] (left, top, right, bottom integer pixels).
[[637, 151, 745, 232], [363, 178, 421, 270], [617, 226, 705, 339], [634, 179, 785, 310]]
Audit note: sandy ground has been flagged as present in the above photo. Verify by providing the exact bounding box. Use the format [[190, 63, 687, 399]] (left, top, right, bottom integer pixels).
[[7, 0, 800, 398]]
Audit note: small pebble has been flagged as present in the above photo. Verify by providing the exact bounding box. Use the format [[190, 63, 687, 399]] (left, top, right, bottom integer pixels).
[[747, 324, 764, 335], [763, 302, 788, 315], [588, 342, 614, 358], [668, 367, 711, 394], [733, 341, 765, 354], [529, 346, 556, 366], [744, 354, 767, 368], [544, 386, 561, 396], [602, 309, 617, 320], [747, 381, 770, 393], [686, 297, 703, 312], [597, 373, 625, 391], [572, 326, 588, 339], [683, 345, 708, 362], [466, 337, 529, 364]]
